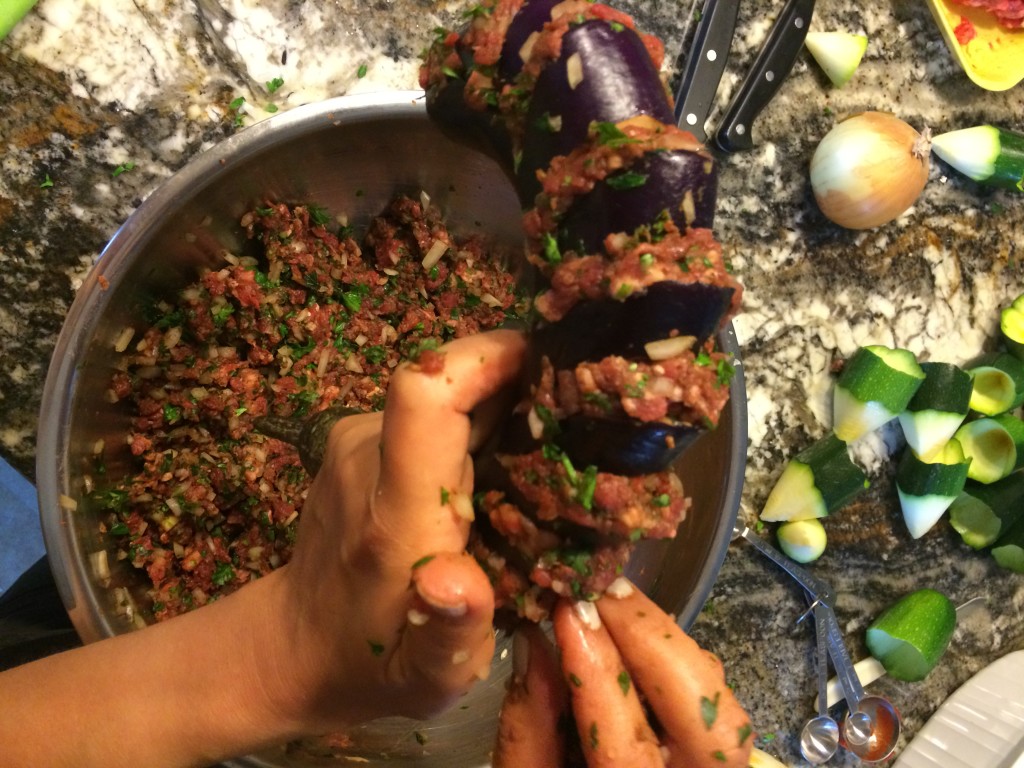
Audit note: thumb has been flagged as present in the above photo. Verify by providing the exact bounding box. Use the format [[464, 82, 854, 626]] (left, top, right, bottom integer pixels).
[[391, 552, 496, 718]]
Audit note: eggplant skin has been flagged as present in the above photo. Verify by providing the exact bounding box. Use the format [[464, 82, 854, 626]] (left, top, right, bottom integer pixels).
[[554, 414, 703, 475], [529, 281, 735, 373], [498, 0, 562, 82], [557, 148, 718, 254], [517, 19, 675, 202]]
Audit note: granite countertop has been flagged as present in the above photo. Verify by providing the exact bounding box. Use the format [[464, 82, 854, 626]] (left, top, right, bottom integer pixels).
[[2, 0, 1023, 765]]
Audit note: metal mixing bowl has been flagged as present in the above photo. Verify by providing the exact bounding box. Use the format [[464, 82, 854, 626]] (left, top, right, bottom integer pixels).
[[36, 90, 746, 767]]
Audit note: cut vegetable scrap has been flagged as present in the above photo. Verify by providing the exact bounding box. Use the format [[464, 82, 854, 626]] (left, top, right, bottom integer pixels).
[[992, 512, 1024, 573], [896, 438, 970, 539], [897, 361, 972, 461], [776, 518, 827, 563], [949, 472, 1024, 549], [833, 345, 925, 442], [967, 352, 1024, 416], [954, 414, 1024, 483], [804, 31, 868, 87], [931, 125, 1024, 191], [865, 588, 957, 682], [760, 434, 869, 522], [1000, 292, 1024, 360]]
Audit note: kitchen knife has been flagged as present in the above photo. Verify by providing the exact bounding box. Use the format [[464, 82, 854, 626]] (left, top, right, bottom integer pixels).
[[714, 0, 815, 153], [673, 0, 741, 142]]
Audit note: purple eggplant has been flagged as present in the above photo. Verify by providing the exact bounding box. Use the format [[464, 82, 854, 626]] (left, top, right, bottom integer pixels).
[[424, 46, 514, 165], [516, 19, 674, 201], [530, 281, 734, 372], [553, 413, 703, 475], [498, 0, 562, 82], [556, 147, 718, 253]]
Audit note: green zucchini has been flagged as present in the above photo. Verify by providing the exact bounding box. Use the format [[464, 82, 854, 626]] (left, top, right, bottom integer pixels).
[[1000, 293, 1024, 361], [954, 414, 1024, 484], [967, 352, 1024, 416], [895, 439, 969, 539], [931, 125, 1024, 192], [949, 472, 1024, 549], [833, 346, 925, 443], [897, 361, 971, 461], [992, 513, 1024, 573], [760, 433, 869, 522]]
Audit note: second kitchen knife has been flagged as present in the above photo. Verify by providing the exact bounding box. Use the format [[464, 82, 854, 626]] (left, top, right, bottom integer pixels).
[[673, 0, 741, 143], [715, 0, 815, 153]]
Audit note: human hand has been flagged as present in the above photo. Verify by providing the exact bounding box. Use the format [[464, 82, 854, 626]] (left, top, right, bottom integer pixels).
[[264, 329, 526, 732], [493, 582, 754, 768]]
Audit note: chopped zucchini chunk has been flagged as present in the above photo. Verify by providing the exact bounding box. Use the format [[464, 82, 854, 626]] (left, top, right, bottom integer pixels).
[[895, 439, 969, 539], [833, 346, 924, 442], [761, 434, 869, 522], [897, 361, 971, 461]]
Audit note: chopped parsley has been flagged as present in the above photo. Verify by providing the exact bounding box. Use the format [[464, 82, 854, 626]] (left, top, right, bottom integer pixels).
[[440, 487, 450, 505], [592, 121, 639, 148], [211, 562, 235, 586], [357, 63, 368, 78], [162, 403, 182, 424], [606, 171, 648, 190], [266, 77, 285, 93], [700, 691, 721, 730], [39, 174, 54, 189], [541, 233, 562, 265], [368, 640, 385, 656], [616, 671, 631, 696], [112, 162, 136, 178], [568, 672, 583, 688], [412, 554, 436, 570]]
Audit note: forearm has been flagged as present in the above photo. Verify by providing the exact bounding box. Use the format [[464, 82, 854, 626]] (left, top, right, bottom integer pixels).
[[0, 569, 304, 768]]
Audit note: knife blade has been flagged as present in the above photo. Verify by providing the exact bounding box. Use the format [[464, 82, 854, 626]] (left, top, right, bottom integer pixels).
[[673, 0, 741, 143], [714, 0, 815, 153]]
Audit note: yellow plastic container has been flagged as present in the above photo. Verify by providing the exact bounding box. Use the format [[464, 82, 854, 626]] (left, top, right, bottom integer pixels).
[[926, 0, 1024, 91]]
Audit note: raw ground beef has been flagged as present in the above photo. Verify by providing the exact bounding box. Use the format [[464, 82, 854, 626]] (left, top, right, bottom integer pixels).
[[954, 0, 1024, 28], [95, 195, 524, 621]]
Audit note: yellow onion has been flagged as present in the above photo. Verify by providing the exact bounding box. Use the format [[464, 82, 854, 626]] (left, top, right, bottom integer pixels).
[[810, 111, 931, 230]]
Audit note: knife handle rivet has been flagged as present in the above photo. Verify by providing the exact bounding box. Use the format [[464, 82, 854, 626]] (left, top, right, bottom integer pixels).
[[795, 17, 806, 29], [685, 113, 698, 126], [706, 49, 718, 62], [765, 71, 775, 82], [735, 124, 746, 136]]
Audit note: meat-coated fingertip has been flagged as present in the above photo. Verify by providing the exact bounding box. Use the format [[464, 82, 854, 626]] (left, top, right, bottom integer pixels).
[[493, 625, 568, 768]]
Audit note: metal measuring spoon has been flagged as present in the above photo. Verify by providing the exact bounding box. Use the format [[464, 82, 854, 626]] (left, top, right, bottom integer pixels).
[[800, 601, 840, 764], [733, 525, 902, 762]]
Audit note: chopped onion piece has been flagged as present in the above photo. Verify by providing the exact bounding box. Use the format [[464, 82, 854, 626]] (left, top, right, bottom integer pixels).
[[114, 327, 135, 352], [449, 492, 475, 522], [566, 53, 584, 89], [527, 407, 545, 439], [422, 240, 448, 270], [407, 608, 430, 626], [90, 550, 110, 582], [605, 576, 635, 599], [519, 31, 539, 63], [59, 494, 78, 511], [644, 335, 697, 361]]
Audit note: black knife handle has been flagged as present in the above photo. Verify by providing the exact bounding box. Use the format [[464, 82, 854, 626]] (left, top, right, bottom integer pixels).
[[674, 0, 741, 143], [715, 0, 815, 152]]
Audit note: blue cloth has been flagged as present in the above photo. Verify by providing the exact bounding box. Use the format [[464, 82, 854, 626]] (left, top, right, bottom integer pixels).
[[0, 457, 44, 595]]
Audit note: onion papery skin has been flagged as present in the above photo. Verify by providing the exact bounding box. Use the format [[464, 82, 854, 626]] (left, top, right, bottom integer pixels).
[[810, 111, 930, 230]]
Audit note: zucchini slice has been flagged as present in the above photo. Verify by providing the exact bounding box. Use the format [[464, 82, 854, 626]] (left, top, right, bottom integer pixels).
[[992, 513, 1024, 574], [949, 473, 1024, 549], [895, 439, 969, 539], [1000, 293, 1024, 361], [833, 345, 925, 442], [760, 434, 869, 522], [897, 361, 971, 461], [967, 352, 1024, 416], [954, 414, 1024, 484], [930, 125, 1024, 192], [804, 31, 868, 88]]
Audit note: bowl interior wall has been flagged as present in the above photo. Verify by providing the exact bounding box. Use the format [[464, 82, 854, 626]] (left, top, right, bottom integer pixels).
[[38, 94, 745, 767]]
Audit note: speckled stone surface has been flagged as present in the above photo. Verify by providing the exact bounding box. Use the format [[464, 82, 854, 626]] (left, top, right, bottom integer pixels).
[[1, 0, 1023, 765]]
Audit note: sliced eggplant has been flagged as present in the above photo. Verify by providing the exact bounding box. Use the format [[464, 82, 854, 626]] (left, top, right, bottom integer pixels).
[[552, 413, 703, 475], [498, 0, 562, 82], [517, 19, 674, 200], [530, 281, 734, 372], [556, 147, 718, 253]]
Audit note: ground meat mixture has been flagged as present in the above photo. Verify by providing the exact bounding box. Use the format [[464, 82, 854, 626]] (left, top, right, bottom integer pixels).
[[420, 0, 663, 140], [97, 196, 523, 621], [535, 219, 742, 322], [953, 0, 1024, 27]]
